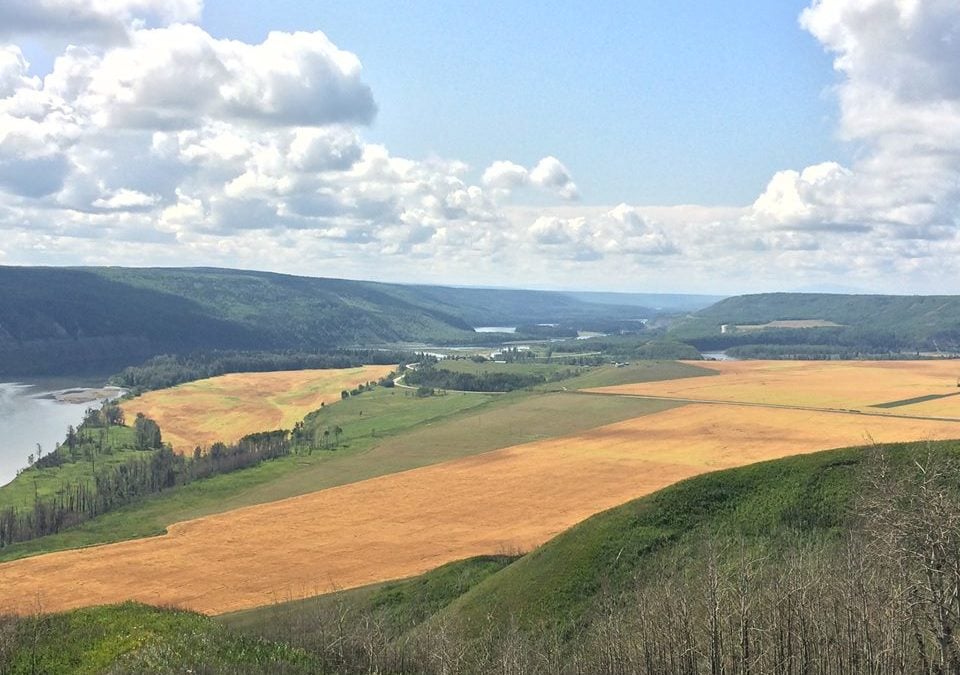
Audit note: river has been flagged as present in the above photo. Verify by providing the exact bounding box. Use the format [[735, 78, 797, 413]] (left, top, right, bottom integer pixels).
[[0, 378, 123, 487], [701, 351, 739, 361]]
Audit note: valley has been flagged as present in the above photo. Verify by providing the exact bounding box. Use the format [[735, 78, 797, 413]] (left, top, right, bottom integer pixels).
[[3, 0, 958, 668], [4, 359, 960, 618]]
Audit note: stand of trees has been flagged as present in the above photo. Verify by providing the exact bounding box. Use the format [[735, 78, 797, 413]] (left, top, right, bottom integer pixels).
[[548, 335, 699, 361], [684, 326, 914, 356], [0, 424, 297, 548], [725, 343, 930, 360], [110, 349, 413, 393], [404, 365, 548, 393]]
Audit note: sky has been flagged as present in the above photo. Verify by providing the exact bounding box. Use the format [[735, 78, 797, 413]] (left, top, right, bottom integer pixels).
[[0, 0, 958, 294]]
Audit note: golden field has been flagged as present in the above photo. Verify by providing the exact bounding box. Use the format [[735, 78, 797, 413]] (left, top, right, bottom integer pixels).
[[121, 366, 395, 452], [588, 359, 960, 417], [4, 398, 960, 616]]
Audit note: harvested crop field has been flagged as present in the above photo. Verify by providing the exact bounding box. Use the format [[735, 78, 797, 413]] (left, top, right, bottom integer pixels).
[[4, 400, 960, 616], [588, 360, 960, 418], [122, 366, 395, 452]]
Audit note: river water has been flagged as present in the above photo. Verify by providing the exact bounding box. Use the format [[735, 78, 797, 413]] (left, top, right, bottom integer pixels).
[[0, 378, 120, 487], [701, 351, 739, 361]]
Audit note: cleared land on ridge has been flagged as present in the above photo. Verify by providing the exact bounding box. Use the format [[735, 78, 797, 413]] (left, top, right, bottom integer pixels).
[[4, 396, 960, 615], [121, 366, 395, 452]]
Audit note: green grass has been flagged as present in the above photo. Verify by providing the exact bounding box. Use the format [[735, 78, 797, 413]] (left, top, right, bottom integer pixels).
[[0, 426, 141, 511], [2, 602, 318, 674], [365, 391, 679, 463], [0, 387, 679, 563], [8, 438, 960, 672], [222, 554, 518, 637], [550, 359, 715, 390], [434, 440, 959, 635]]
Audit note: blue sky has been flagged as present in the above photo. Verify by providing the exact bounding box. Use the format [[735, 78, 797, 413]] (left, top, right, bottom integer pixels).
[[200, 0, 842, 206], [1, 0, 959, 294]]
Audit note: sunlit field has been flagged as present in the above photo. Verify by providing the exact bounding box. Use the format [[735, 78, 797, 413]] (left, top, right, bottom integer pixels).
[[588, 360, 960, 418], [5, 373, 960, 616], [121, 366, 395, 452]]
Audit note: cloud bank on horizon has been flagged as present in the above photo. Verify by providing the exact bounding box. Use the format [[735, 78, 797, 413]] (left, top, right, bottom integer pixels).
[[0, 0, 958, 293]]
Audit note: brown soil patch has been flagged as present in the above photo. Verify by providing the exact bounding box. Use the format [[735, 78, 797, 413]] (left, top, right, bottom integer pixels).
[[3, 403, 959, 616]]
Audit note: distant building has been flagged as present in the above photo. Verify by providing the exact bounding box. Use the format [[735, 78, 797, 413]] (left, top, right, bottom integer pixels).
[[721, 324, 732, 334]]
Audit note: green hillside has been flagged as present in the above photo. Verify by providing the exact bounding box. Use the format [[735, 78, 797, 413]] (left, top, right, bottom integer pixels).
[[242, 439, 960, 672], [438, 445, 865, 633], [0, 266, 654, 375], [0, 602, 319, 674], [672, 292, 960, 355], [8, 439, 960, 673]]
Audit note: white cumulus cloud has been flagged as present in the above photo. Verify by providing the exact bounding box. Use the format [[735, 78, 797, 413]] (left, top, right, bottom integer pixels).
[[60, 25, 376, 130], [750, 0, 960, 240], [481, 156, 579, 200], [0, 0, 203, 44], [1, 0, 960, 294]]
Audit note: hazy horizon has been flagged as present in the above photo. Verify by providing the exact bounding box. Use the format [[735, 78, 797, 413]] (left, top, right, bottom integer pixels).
[[1, 0, 958, 294]]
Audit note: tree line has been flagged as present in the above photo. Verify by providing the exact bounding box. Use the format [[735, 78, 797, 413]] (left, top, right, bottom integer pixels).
[[404, 365, 547, 393], [725, 343, 934, 360], [686, 326, 915, 355], [110, 348, 414, 393], [0, 419, 298, 548]]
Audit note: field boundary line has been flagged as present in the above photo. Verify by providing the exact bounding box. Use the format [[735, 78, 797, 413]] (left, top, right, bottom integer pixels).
[[574, 390, 960, 424]]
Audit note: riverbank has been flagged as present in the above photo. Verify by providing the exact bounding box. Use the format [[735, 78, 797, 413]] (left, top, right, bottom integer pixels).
[[39, 386, 127, 404], [0, 379, 124, 487]]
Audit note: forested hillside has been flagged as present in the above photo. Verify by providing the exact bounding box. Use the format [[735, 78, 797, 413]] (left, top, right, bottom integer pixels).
[[384, 284, 651, 326], [673, 292, 960, 356], [0, 266, 651, 376]]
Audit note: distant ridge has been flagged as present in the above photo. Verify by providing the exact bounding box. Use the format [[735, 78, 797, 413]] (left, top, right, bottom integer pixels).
[[672, 292, 960, 355], [0, 266, 654, 376]]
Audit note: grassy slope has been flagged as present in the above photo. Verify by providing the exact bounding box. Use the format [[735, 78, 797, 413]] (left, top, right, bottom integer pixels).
[[0, 426, 138, 510], [229, 439, 957, 644], [222, 554, 518, 637], [555, 360, 715, 390], [2, 603, 318, 674], [0, 361, 698, 562], [9, 438, 959, 673], [1, 556, 517, 674], [437, 441, 959, 635]]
